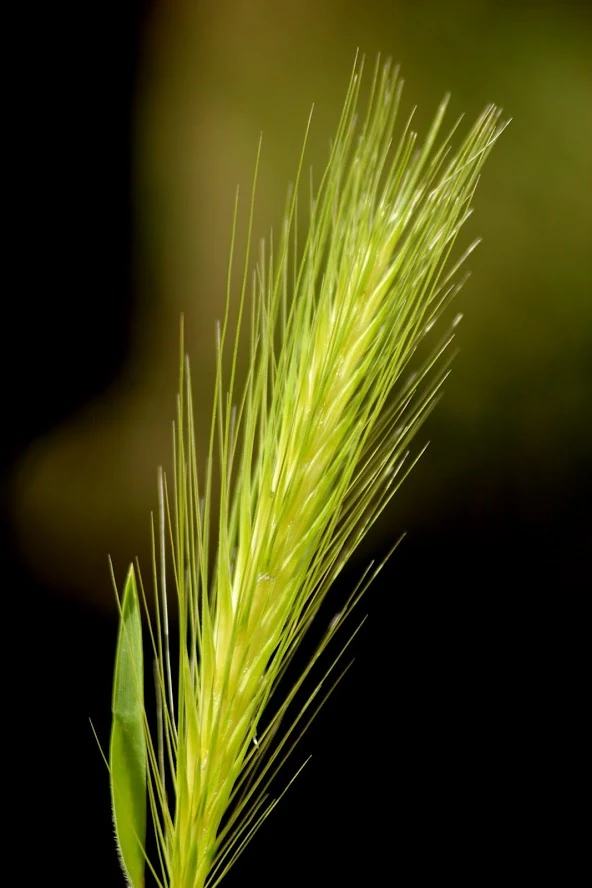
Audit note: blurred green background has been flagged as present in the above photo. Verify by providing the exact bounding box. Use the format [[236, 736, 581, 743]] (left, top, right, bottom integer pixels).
[[5, 1, 589, 883], [11, 0, 590, 604]]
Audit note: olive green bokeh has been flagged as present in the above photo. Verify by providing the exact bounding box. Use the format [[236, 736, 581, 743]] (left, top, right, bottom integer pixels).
[[12, 0, 591, 603]]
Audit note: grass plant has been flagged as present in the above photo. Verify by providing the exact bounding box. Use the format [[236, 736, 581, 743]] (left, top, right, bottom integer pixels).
[[107, 54, 505, 888]]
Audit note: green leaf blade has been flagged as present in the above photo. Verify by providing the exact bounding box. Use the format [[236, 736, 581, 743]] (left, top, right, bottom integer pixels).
[[110, 564, 147, 888]]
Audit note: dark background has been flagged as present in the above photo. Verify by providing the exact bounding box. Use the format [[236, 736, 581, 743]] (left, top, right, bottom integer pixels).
[[4, 1, 589, 884]]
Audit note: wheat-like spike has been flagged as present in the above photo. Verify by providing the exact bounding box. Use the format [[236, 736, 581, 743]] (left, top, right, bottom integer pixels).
[[109, 53, 506, 888]]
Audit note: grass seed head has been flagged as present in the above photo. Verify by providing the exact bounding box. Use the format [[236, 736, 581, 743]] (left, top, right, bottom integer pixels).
[[109, 54, 506, 888]]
